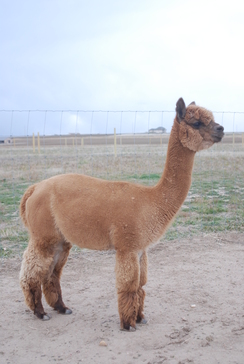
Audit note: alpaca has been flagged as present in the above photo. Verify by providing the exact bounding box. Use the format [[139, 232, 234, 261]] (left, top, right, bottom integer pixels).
[[19, 98, 224, 331]]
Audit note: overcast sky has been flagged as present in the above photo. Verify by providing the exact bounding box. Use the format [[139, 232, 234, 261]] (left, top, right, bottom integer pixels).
[[1, 0, 244, 135]]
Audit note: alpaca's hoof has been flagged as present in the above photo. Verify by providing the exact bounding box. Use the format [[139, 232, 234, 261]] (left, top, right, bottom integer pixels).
[[34, 310, 50, 321], [138, 318, 147, 325], [120, 326, 136, 332], [136, 316, 147, 324], [34, 309, 51, 321], [57, 307, 72, 315], [64, 308, 72, 315], [120, 322, 136, 332], [42, 314, 50, 321]]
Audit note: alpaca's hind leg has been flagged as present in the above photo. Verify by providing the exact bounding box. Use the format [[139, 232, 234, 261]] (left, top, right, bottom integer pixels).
[[115, 251, 140, 331], [42, 241, 72, 314], [137, 250, 148, 324], [19, 243, 53, 320]]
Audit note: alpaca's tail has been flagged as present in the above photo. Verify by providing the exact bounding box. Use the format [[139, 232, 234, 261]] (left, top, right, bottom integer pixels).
[[19, 184, 36, 227]]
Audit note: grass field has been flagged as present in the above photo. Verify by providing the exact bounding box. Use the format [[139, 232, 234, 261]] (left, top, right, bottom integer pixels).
[[0, 135, 244, 257]]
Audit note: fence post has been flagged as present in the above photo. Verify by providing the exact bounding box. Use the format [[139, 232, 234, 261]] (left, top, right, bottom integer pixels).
[[37, 132, 40, 153], [114, 128, 117, 158], [233, 132, 235, 145], [242, 133, 244, 147], [81, 137, 84, 147], [32, 133, 35, 153]]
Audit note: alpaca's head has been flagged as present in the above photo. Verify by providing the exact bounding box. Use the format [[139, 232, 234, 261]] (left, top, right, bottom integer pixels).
[[175, 98, 224, 152]]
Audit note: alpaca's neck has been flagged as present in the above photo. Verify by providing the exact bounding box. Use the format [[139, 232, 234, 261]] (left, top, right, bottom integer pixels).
[[155, 119, 195, 215]]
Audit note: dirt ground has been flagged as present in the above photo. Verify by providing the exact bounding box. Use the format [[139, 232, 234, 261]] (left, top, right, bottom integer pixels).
[[0, 232, 244, 364]]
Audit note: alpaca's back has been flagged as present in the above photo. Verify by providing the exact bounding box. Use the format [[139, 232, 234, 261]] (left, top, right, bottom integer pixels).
[[19, 173, 155, 251]]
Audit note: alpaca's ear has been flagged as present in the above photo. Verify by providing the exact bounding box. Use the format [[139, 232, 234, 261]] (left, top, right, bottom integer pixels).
[[189, 101, 196, 106], [176, 98, 186, 122]]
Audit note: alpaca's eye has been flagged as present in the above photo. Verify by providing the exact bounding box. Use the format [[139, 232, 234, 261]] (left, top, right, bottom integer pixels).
[[193, 121, 201, 129]]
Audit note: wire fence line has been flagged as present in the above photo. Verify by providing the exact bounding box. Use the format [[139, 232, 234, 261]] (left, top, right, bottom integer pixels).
[[0, 110, 244, 258], [1, 109, 244, 138], [1, 109, 244, 113]]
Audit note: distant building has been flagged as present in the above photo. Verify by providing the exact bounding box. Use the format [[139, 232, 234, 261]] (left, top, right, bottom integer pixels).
[[148, 126, 166, 134], [0, 138, 12, 144]]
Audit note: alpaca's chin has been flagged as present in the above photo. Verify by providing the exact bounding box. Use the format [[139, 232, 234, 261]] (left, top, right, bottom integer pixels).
[[213, 135, 224, 143], [198, 140, 214, 151]]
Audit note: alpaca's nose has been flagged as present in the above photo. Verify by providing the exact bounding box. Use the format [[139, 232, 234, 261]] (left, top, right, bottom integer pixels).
[[215, 124, 224, 132]]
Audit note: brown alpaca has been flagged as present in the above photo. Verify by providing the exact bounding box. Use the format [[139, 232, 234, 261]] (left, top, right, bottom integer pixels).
[[19, 98, 224, 331]]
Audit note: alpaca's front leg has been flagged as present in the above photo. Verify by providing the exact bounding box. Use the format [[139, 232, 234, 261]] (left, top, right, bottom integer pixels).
[[115, 250, 140, 331], [137, 250, 147, 324]]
